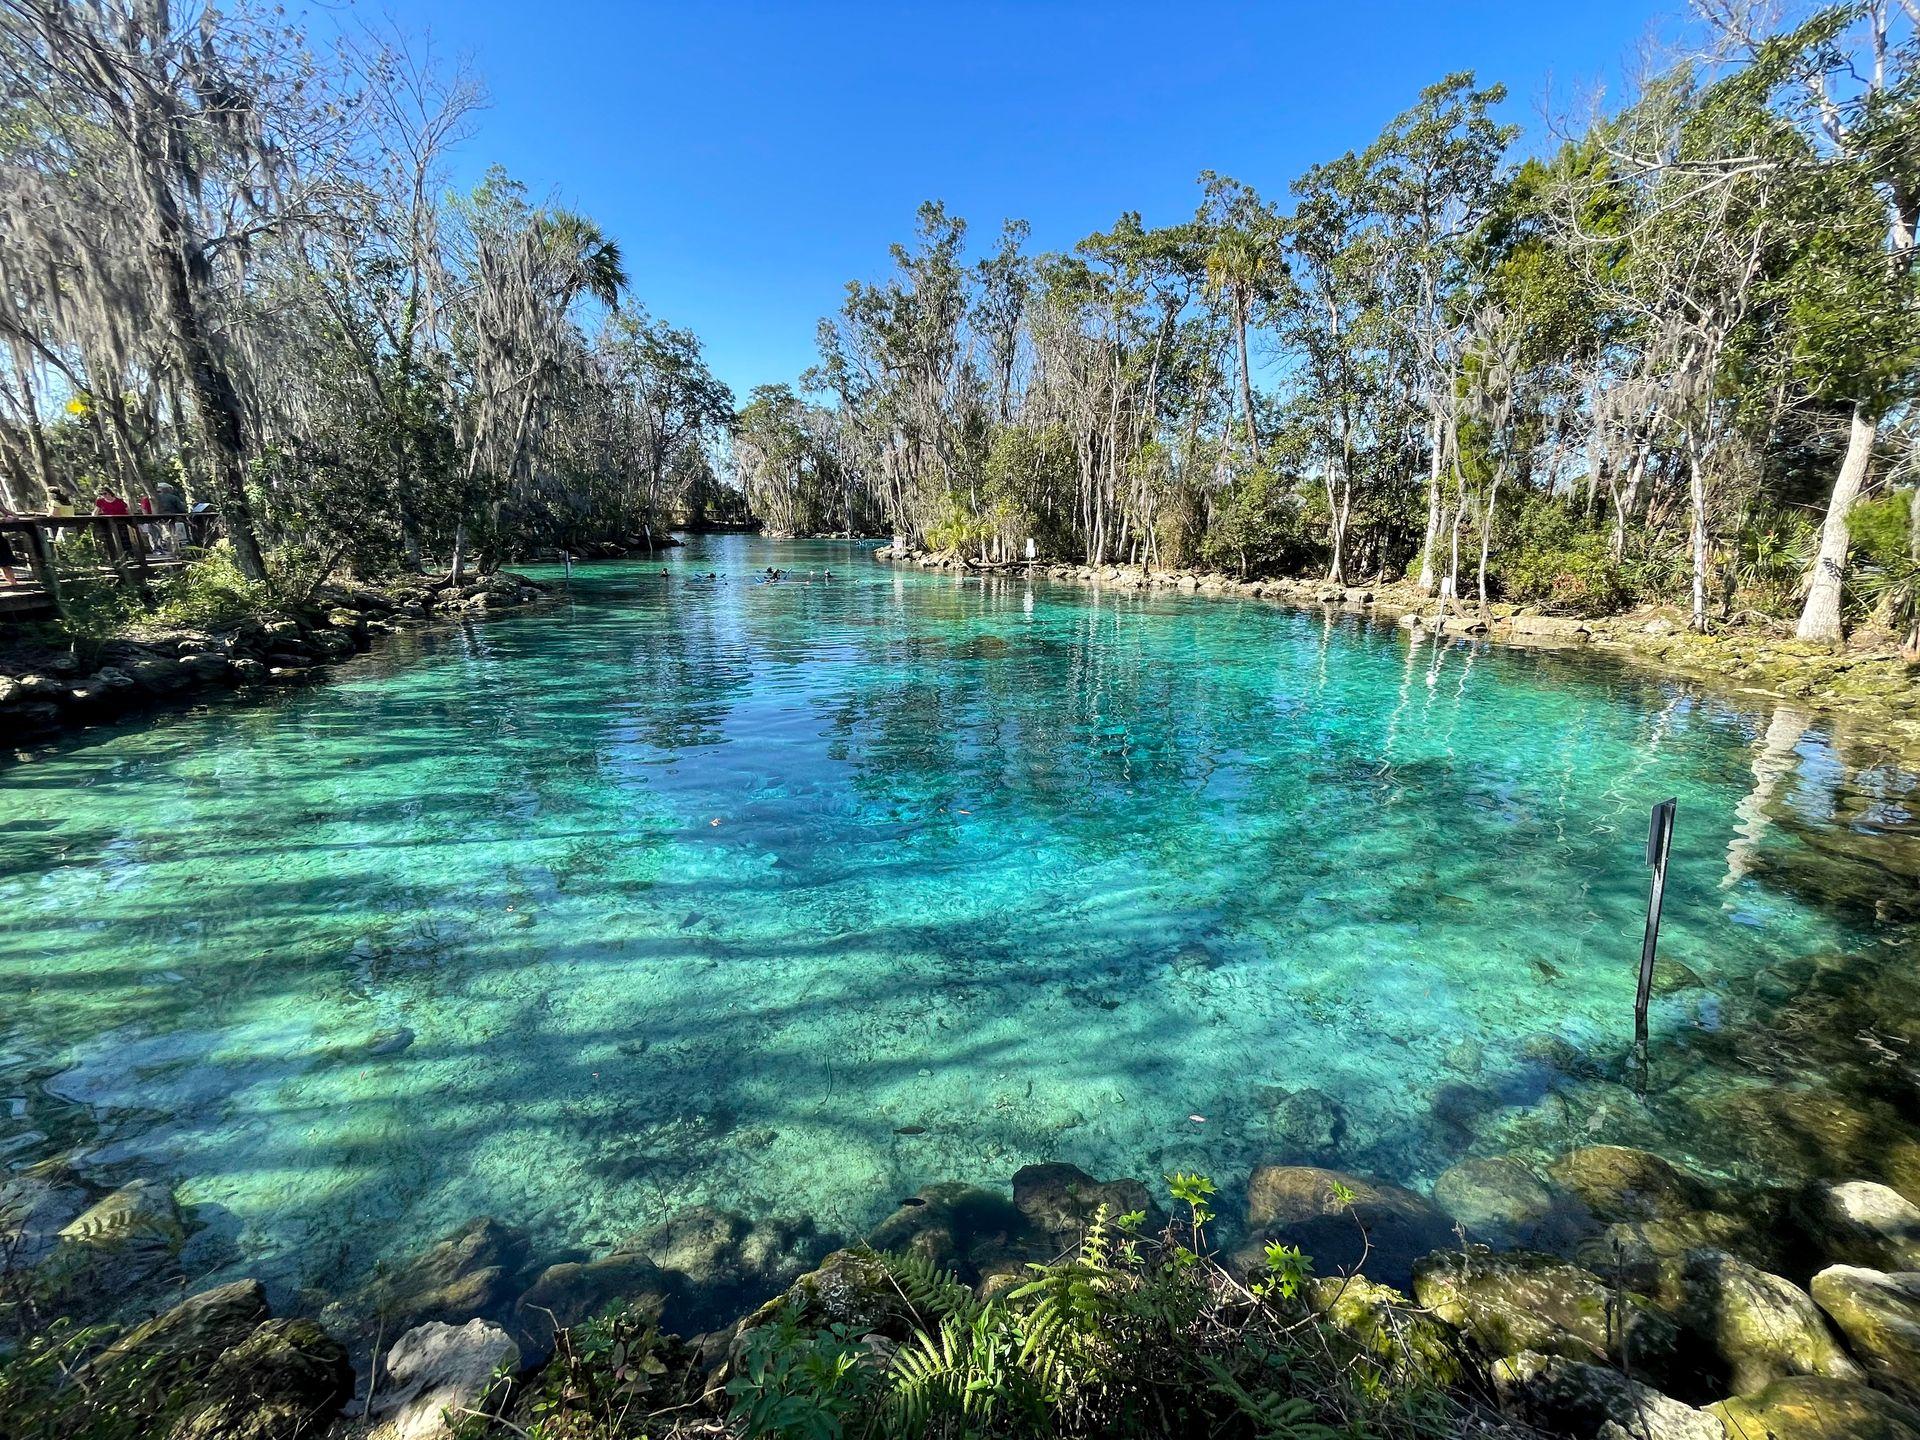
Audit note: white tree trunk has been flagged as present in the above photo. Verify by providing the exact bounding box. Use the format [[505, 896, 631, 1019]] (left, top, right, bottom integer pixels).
[[1795, 404, 1877, 645], [1688, 442, 1709, 633]]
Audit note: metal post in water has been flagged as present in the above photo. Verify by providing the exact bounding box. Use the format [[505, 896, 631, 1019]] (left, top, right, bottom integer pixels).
[[1634, 797, 1677, 1079]]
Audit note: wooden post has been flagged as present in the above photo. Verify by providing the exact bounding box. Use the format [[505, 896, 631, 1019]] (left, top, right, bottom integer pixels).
[[25, 523, 65, 618], [1634, 797, 1677, 1085]]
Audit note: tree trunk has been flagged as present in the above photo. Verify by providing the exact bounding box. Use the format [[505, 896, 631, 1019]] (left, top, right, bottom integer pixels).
[[1795, 404, 1877, 645], [1234, 297, 1259, 460], [151, 230, 267, 580], [1415, 412, 1443, 593], [1688, 440, 1709, 634]]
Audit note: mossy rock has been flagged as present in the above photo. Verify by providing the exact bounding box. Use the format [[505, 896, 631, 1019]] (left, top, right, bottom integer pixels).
[[1311, 1275, 1462, 1387], [1811, 1265, 1920, 1402], [1411, 1248, 1675, 1372], [1797, 1181, 1920, 1272], [1486, 1350, 1719, 1439], [89, 1280, 269, 1385], [168, 1319, 352, 1440], [1708, 1375, 1920, 1440], [1674, 1248, 1860, 1397]]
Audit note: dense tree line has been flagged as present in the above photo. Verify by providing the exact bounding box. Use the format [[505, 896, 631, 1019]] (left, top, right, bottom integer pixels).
[[789, 2, 1920, 646], [0, 0, 740, 584]]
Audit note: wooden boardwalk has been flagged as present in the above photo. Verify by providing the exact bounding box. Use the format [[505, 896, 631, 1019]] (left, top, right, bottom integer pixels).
[[2, 513, 220, 623]]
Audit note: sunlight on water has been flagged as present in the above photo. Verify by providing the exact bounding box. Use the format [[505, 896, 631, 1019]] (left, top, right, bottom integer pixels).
[[1, 536, 1911, 1302]]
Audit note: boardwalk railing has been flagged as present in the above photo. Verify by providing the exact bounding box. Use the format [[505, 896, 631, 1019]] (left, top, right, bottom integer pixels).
[[0, 511, 226, 621]]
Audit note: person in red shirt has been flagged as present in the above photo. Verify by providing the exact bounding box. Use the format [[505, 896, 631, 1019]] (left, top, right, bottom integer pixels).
[[93, 490, 131, 563]]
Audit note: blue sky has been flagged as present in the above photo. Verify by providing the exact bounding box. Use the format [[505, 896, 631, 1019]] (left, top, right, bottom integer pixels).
[[341, 1, 1670, 402]]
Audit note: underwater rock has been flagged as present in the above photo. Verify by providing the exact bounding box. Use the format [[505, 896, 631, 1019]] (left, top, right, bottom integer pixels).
[[38, 1178, 186, 1312], [865, 1182, 1035, 1282], [1651, 959, 1707, 996], [1486, 1350, 1719, 1440], [1253, 1087, 1348, 1161], [1711, 1086, 1920, 1204], [367, 1319, 519, 1440], [91, 1279, 269, 1383], [1010, 1163, 1164, 1249], [619, 1205, 825, 1332], [0, 1172, 89, 1271], [1810, 1266, 1920, 1401], [511, 1252, 673, 1362], [169, 1318, 353, 1440], [1433, 1157, 1576, 1251], [1707, 1375, 1920, 1440], [363, 1028, 415, 1058], [1674, 1248, 1861, 1396], [328, 1217, 529, 1345], [1411, 1249, 1677, 1372], [1547, 1146, 1710, 1224], [1798, 1181, 1920, 1272], [1237, 1166, 1453, 1293]]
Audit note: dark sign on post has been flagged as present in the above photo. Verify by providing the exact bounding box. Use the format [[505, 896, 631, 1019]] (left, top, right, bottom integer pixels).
[[1634, 798, 1678, 1080]]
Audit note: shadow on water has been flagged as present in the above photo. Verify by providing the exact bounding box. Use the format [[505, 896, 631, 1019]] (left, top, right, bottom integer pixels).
[[4, 535, 1918, 1306]]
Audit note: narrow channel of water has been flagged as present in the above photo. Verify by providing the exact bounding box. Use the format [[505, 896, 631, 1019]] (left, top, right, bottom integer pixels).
[[3, 534, 1915, 1304]]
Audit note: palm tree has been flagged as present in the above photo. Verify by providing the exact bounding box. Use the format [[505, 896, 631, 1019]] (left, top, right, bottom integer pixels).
[[1205, 225, 1280, 460]]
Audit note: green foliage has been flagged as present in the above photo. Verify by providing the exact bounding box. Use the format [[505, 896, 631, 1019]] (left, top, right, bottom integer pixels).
[[143, 546, 274, 631], [0, 1318, 202, 1440], [729, 1318, 879, 1440], [1491, 498, 1627, 613], [725, 1179, 1461, 1440], [1201, 466, 1314, 577]]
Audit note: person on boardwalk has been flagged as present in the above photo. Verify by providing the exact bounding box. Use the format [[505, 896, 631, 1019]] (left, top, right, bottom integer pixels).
[[93, 489, 132, 563]]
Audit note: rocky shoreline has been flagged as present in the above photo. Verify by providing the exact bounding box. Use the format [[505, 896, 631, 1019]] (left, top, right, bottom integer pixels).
[[876, 547, 1920, 754], [7, 1141, 1920, 1438], [0, 571, 551, 752]]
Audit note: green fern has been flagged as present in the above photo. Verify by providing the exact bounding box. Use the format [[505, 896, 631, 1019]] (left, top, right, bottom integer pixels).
[[865, 1247, 978, 1327]]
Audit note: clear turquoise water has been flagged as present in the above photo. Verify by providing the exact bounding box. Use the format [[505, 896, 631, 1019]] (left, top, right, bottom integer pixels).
[[2, 535, 1913, 1301]]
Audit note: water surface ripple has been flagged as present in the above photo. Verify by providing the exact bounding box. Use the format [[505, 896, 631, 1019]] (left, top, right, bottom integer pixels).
[[3, 535, 1915, 1299]]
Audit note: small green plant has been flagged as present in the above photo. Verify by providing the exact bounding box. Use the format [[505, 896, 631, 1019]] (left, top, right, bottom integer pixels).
[[1255, 1241, 1313, 1301], [728, 1317, 877, 1440]]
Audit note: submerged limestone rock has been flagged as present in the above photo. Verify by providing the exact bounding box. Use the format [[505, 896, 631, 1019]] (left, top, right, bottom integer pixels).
[[1411, 1248, 1675, 1371], [368, 1319, 519, 1440], [1433, 1156, 1578, 1251], [1238, 1165, 1453, 1292], [38, 1178, 186, 1312], [1674, 1248, 1861, 1396], [866, 1182, 1034, 1282], [1811, 1265, 1920, 1401], [330, 1217, 529, 1344], [1799, 1181, 1920, 1272], [169, 1318, 353, 1440], [1547, 1146, 1709, 1224], [1009, 1163, 1164, 1249], [510, 1252, 674, 1362], [1707, 1375, 1920, 1440], [621, 1204, 825, 1329], [0, 1172, 88, 1271]]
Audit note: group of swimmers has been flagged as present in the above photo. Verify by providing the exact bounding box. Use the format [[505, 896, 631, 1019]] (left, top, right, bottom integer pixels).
[[645, 567, 837, 585]]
